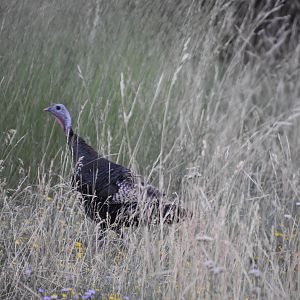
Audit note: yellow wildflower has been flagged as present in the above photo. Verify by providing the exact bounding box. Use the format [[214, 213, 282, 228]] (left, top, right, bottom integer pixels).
[[274, 231, 284, 238], [74, 242, 82, 249], [76, 251, 84, 259], [15, 238, 23, 245], [274, 231, 290, 241], [109, 294, 122, 300]]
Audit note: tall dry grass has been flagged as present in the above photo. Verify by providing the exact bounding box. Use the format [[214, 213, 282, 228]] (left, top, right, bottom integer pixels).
[[0, 1, 299, 299]]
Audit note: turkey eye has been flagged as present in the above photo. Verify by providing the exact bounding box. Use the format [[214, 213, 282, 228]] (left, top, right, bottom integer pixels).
[[56, 105, 61, 111]]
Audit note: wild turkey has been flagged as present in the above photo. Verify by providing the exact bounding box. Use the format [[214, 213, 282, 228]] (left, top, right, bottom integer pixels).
[[44, 104, 187, 232]]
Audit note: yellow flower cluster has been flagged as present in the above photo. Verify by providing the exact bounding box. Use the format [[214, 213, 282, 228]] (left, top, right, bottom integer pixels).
[[74, 241, 85, 259], [15, 238, 23, 245], [109, 294, 122, 300]]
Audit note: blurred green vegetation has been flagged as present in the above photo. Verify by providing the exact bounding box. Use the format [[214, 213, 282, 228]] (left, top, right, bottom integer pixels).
[[0, 1, 185, 185]]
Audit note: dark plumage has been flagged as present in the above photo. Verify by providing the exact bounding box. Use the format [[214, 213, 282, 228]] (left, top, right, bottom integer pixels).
[[44, 104, 187, 231]]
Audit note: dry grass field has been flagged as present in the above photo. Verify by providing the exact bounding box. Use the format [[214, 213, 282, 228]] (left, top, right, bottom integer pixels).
[[0, 1, 299, 299]]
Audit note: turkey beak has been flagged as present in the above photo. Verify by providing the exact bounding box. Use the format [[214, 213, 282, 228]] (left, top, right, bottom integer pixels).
[[44, 106, 51, 112]]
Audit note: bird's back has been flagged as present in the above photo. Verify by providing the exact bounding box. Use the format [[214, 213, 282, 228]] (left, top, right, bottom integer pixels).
[[68, 131, 136, 222], [68, 130, 187, 227]]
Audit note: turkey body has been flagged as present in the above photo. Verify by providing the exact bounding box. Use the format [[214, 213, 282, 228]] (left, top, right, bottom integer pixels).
[[68, 129, 180, 230]]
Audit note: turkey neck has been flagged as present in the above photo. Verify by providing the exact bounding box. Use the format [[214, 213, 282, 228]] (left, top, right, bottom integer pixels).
[[67, 128, 99, 166]]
